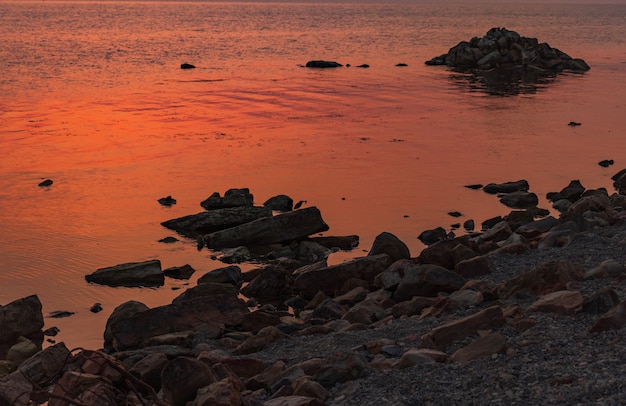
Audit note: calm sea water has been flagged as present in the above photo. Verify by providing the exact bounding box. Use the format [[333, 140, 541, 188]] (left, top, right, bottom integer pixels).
[[1, 1, 626, 348]]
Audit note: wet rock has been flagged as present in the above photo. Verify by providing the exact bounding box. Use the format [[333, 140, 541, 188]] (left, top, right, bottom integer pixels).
[[203, 207, 330, 249], [418, 227, 447, 245], [368, 232, 410, 262], [0, 295, 44, 344], [161, 206, 272, 238], [305, 60, 342, 68], [201, 188, 254, 210], [421, 306, 506, 350], [158, 236, 179, 243], [483, 180, 529, 194], [216, 246, 251, 264], [181, 63, 195, 69], [158, 195, 177, 206], [38, 179, 53, 187], [497, 260, 585, 299], [264, 195, 294, 212], [450, 333, 508, 363], [547, 180, 585, 203], [306, 235, 359, 251], [568, 121, 582, 126], [163, 264, 196, 280], [198, 265, 243, 287], [463, 219, 475, 231], [515, 216, 559, 238], [499, 191, 538, 209], [90, 303, 103, 313], [85, 259, 164, 288]]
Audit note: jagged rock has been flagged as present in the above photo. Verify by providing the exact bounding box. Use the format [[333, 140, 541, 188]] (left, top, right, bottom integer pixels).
[[161, 206, 272, 238], [49, 371, 121, 406], [85, 260, 164, 287], [264, 195, 294, 212], [425, 28, 589, 73], [374, 259, 416, 291], [201, 188, 254, 210], [294, 254, 392, 300], [368, 232, 410, 262], [158, 195, 177, 206], [497, 260, 585, 299], [393, 264, 466, 301], [0, 295, 44, 344], [203, 207, 329, 249], [418, 236, 472, 270], [190, 377, 243, 406], [547, 180, 585, 202], [18, 342, 70, 386], [421, 306, 506, 350]]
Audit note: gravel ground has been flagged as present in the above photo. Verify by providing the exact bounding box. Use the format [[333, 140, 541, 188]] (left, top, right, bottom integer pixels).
[[226, 225, 626, 405]]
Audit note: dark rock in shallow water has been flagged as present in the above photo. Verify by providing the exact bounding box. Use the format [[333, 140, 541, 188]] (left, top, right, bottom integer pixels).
[[38, 179, 53, 187], [201, 188, 254, 210], [598, 159, 614, 168], [483, 180, 529, 194], [356, 64, 369, 68], [85, 260, 164, 287], [180, 63, 195, 69], [158, 195, 176, 206], [163, 264, 196, 280], [0, 295, 44, 344], [161, 206, 272, 238], [547, 180, 585, 203], [305, 60, 343, 68], [499, 191, 539, 209], [368, 232, 410, 262], [263, 194, 293, 212], [568, 121, 582, 126], [418, 227, 447, 246], [158, 236, 179, 243], [425, 27, 590, 74], [396, 63, 408, 67]]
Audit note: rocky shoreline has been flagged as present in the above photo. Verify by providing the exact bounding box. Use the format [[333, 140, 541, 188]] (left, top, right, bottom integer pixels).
[[2, 167, 626, 405]]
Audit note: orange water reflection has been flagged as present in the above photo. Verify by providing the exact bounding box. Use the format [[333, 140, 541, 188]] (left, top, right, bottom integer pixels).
[[2, 6, 626, 349]]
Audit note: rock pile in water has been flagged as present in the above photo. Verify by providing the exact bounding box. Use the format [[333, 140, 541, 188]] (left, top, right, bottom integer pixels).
[[5, 167, 626, 404], [426, 27, 590, 73]]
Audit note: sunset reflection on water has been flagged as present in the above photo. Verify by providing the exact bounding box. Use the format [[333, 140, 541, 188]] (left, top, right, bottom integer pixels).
[[1, 1, 626, 348]]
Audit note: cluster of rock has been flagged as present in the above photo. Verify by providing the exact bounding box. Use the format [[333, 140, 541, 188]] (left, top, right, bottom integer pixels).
[[425, 27, 590, 73], [6, 167, 626, 404]]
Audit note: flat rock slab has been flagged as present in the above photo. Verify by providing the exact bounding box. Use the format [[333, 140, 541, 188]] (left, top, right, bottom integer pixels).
[[203, 206, 329, 249], [85, 260, 164, 288], [161, 206, 272, 238]]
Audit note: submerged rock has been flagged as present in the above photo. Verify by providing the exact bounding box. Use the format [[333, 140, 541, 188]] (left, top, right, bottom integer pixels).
[[305, 60, 343, 68], [85, 260, 164, 288]]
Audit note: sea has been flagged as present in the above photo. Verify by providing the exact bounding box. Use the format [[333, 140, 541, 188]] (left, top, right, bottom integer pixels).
[[1, 0, 625, 349]]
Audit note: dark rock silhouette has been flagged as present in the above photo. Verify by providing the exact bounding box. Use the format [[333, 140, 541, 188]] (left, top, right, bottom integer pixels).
[[305, 60, 343, 68]]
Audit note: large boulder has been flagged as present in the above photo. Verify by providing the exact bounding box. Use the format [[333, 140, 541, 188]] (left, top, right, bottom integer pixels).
[[0, 295, 44, 345], [161, 206, 272, 238], [294, 254, 393, 300], [85, 260, 164, 287], [106, 295, 248, 351], [367, 232, 410, 262], [393, 264, 466, 301], [203, 207, 329, 249]]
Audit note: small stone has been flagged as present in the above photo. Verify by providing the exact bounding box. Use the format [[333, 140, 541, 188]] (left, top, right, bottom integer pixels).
[[598, 159, 614, 168], [90, 303, 103, 313], [181, 63, 195, 69], [38, 179, 53, 187], [48, 311, 74, 318], [158, 236, 179, 243], [157, 195, 177, 206], [568, 121, 582, 126]]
